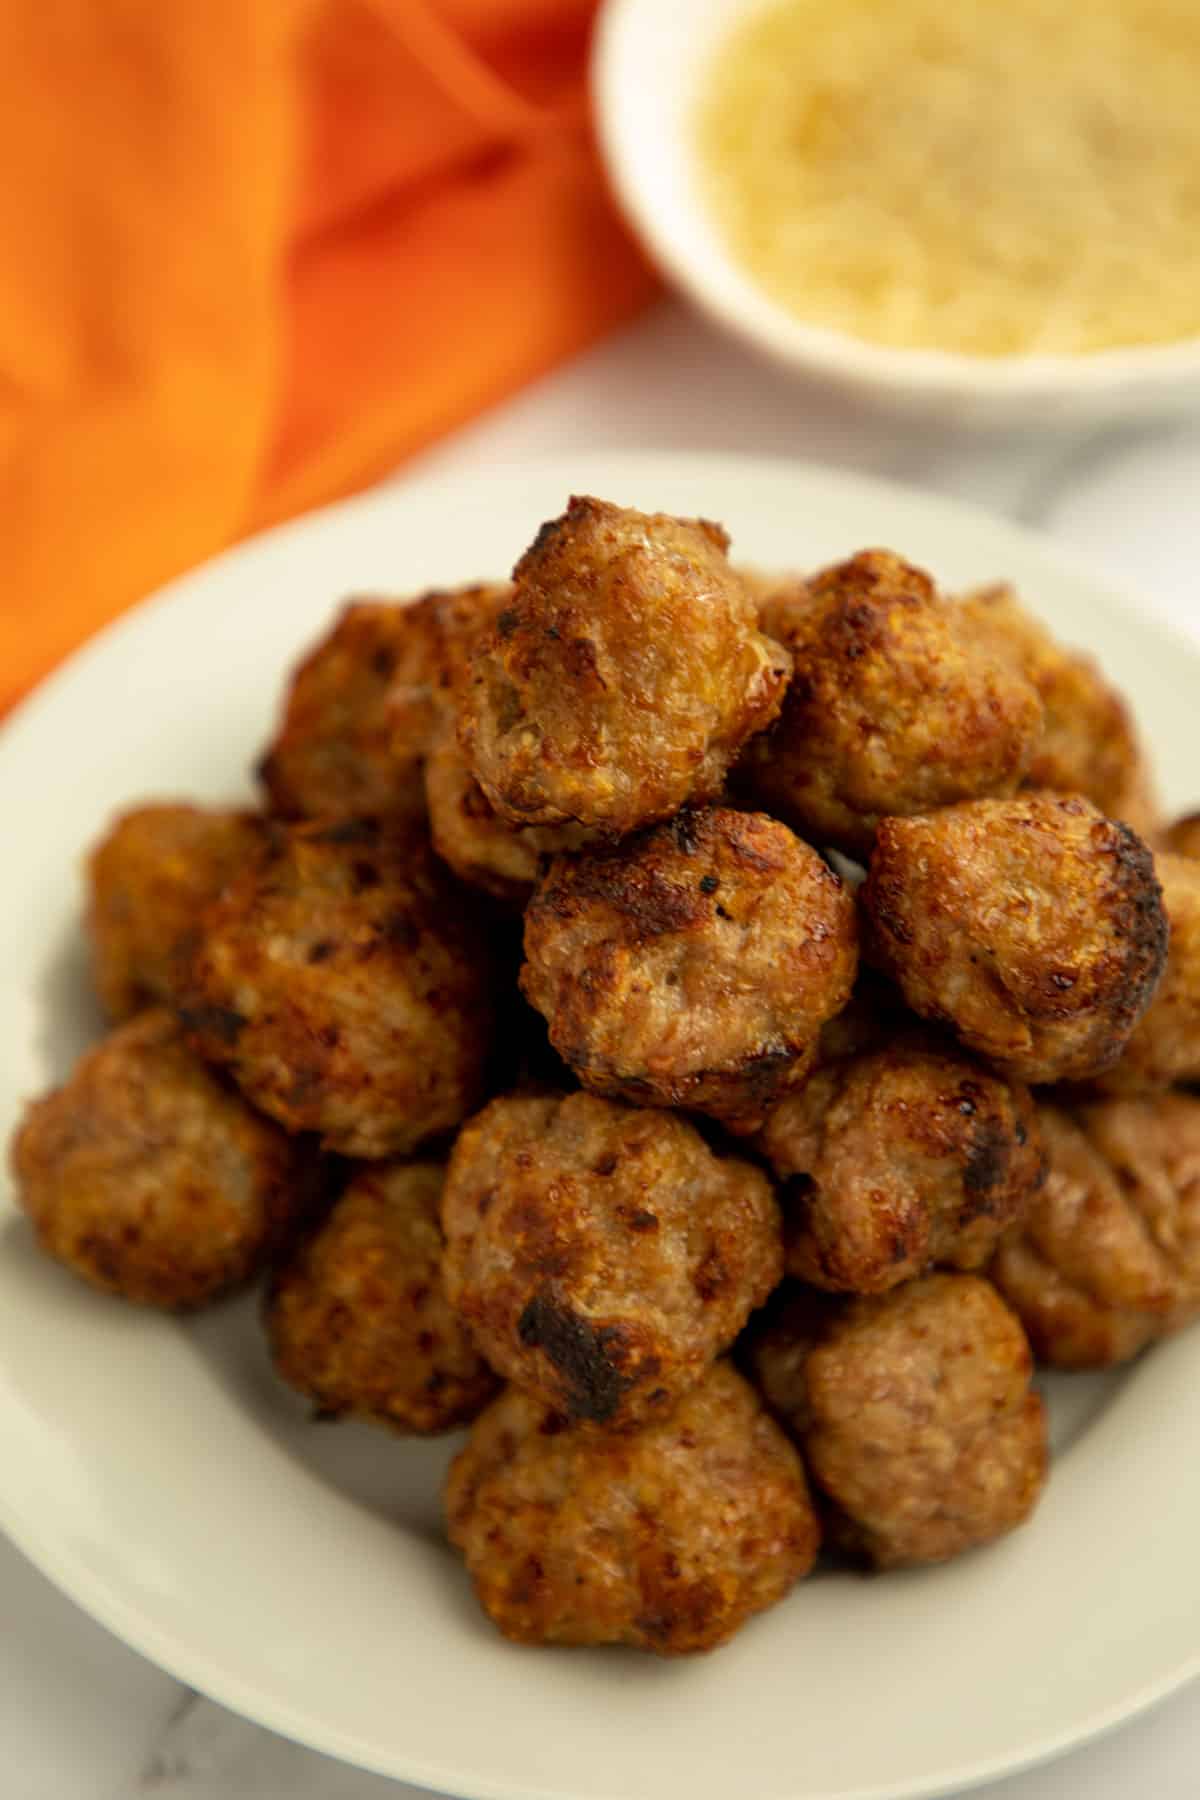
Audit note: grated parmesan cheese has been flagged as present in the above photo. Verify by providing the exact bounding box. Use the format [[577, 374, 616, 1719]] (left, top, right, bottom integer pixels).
[[695, 0, 1200, 356]]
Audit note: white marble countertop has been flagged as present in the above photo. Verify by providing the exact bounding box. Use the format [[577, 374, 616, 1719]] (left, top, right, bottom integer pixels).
[[6, 298, 1200, 1800]]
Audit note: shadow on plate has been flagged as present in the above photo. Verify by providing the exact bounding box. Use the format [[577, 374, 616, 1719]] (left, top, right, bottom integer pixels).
[[32, 918, 106, 1086], [182, 1288, 461, 1550]]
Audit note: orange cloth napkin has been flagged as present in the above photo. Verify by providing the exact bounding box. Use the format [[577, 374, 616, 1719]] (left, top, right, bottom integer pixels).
[[0, 0, 656, 716]]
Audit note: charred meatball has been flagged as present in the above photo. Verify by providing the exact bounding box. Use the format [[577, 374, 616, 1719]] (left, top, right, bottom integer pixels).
[[10, 1009, 308, 1308], [424, 721, 590, 906], [739, 552, 1042, 856], [445, 1362, 819, 1654], [959, 583, 1158, 835], [1098, 855, 1200, 1092], [757, 1036, 1043, 1293], [990, 1098, 1200, 1367], [1164, 813, 1200, 861], [258, 596, 442, 823], [521, 809, 858, 1129], [750, 1276, 1046, 1568], [266, 1160, 498, 1432], [459, 498, 791, 836], [441, 1092, 782, 1429], [862, 795, 1168, 1084], [180, 819, 494, 1158], [86, 802, 263, 1019]]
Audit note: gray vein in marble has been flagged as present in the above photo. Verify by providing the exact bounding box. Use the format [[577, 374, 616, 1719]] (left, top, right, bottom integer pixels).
[[138, 1691, 202, 1791], [127, 1693, 429, 1798]]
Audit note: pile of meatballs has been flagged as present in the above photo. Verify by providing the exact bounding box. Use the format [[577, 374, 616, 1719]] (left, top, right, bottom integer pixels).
[[11, 496, 1200, 1657]]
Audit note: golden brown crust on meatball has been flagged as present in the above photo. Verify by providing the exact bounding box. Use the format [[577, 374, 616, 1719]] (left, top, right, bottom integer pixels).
[[265, 1160, 498, 1433], [1164, 813, 1200, 862], [739, 552, 1042, 856], [458, 498, 792, 836], [1097, 855, 1200, 1092], [258, 597, 443, 824], [86, 803, 264, 1020], [180, 818, 494, 1159], [424, 720, 591, 906], [520, 809, 858, 1130], [441, 1092, 783, 1429], [750, 1275, 1046, 1568], [10, 1009, 308, 1308], [420, 581, 514, 715], [862, 795, 1168, 1084], [990, 1098, 1200, 1367], [444, 1363, 819, 1654], [958, 584, 1158, 835], [757, 1037, 1044, 1293]]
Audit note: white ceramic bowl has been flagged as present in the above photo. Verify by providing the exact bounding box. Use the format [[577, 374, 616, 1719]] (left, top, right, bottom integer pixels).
[[592, 0, 1200, 428]]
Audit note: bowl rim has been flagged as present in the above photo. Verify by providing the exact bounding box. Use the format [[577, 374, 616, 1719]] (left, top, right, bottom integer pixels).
[[591, 0, 1200, 400]]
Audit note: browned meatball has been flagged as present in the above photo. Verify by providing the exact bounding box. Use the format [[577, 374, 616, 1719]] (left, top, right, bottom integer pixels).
[[459, 498, 792, 837], [757, 1037, 1044, 1293], [258, 597, 442, 823], [862, 795, 1168, 1084], [990, 1098, 1200, 1367], [1097, 855, 1200, 1091], [521, 809, 858, 1130], [959, 583, 1158, 836], [739, 552, 1042, 856], [750, 1275, 1046, 1569], [180, 819, 494, 1158], [9, 1009, 308, 1308], [266, 1160, 498, 1432], [441, 1092, 782, 1429], [424, 720, 591, 906], [445, 1362, 819, 1654], [1164, 813, 1200, 861], [419, 581, 514, 715], [85, 803, 263, 1020]]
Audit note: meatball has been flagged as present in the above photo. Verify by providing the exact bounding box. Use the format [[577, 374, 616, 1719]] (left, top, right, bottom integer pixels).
[[1164, 813, 1200, 862], [258, 596, 442, 823], [757, 1036, 1044, 1293], [445, 1362, 819, 1654], [1098, 855, 1200, 1091], [85, 802, 263, 1019], [180, 818, 494, 1158], [420, 581, 514, 715], [9, 1009, 308, 1308], [990, 1098, 1200, 1368], [862, 794, 1168, 1084], [424, 720, 591, 905], [959, 583, 1158, 835], [420, 583, 590, 902], [458, 497, 792, 837], [266, 1160, 498, 1432], [749, 1275, 1046, 1569], [521, 809, 858, 1129], [441, 1092, 782, 1429], [739, 551, 1042, 856]]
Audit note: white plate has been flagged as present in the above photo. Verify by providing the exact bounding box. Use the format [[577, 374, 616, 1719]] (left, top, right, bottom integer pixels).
[[1, 452, 1198, 1800]]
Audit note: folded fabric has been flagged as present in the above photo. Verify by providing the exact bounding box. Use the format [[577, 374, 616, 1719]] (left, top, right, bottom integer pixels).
[[0, 0, 656, 716]]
